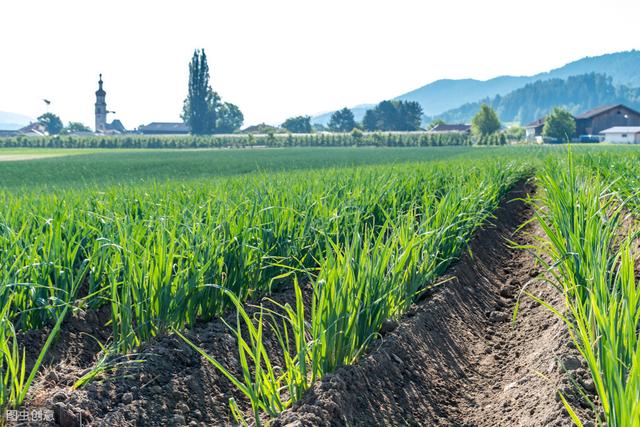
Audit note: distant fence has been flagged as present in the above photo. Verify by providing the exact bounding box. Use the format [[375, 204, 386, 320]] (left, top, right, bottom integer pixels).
[[0, 132, 507, 149]]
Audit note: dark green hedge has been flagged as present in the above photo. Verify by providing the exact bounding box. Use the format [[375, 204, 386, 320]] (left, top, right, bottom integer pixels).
[[0, 132, 507, 149]]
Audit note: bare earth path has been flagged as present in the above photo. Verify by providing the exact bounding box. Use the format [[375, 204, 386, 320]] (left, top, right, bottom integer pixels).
[[0, 154, 64, 161], [274, 181, 595, 427]]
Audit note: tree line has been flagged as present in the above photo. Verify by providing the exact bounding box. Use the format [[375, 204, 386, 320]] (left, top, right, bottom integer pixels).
[[279, 100, 424, 134], [32, 113, 92, 135]]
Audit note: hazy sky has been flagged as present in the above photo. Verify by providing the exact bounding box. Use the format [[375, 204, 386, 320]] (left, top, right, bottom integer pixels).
[[1, 0, 638, 128]]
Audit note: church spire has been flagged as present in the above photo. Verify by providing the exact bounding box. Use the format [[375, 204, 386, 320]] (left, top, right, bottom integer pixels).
[[95, 73, 106, 96], [95, 73, 107, 132]]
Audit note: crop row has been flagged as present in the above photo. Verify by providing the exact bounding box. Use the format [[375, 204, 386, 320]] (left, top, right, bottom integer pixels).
[[532, 152, 640, 427], [0, 158, 527, 415]]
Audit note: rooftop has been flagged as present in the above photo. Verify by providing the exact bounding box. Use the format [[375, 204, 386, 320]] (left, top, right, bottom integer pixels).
[[575, 104, 640, 119], [524, 118, 546, 128], [429, 123, 471, 132], [139, 122, 189, 133], [600, 126, 640, 134]]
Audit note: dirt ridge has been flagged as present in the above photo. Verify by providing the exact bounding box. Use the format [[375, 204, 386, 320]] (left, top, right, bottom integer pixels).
[[273, 181, 595, 427]]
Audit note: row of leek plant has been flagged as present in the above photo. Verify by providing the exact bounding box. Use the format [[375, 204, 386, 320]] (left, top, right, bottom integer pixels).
[[0, 162, 498, 350], [0, 160, 526, 415], [178, 163, 525, 426], [529, 154, 640, 427]]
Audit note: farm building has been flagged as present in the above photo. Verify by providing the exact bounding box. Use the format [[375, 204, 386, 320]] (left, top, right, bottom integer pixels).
[[575, 104, 640, 136], [600, 126, 640, 143], [427, 124, 471, 134], [139, 122, 190, 135], [525, 104, 640, 142], [17, 122, 47, 136], [524, 118, 545, 141]]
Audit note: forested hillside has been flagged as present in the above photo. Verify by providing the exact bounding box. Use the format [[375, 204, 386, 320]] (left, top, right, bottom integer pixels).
[[436, 73, 640, 124]]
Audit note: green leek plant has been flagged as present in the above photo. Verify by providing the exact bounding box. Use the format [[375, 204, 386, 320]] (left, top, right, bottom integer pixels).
[[529, 154, 640, 427], [0, 260, 88, 415], [175, 279, 310, 427]]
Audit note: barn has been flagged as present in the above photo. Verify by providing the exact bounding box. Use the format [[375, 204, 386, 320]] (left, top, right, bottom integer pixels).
[[139, 122, 190, 135], [575, 104, 640, 136]]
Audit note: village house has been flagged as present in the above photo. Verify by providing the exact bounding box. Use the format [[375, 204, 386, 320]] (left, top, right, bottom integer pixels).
[[600, 126, 640, 143], [0, 122, 47, 136], [138, 122, 190, 135], [427, 123, 471, 134], [16, 122, 47, 136], [524, 118, 545, 141]]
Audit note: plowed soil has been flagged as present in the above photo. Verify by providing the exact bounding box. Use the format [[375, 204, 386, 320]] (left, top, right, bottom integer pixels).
[[274, 181, 596, 427], [16, 181, 596, 426]]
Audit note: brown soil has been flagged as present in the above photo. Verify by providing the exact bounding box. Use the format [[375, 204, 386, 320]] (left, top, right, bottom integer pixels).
[[274, 181, 596, 427], [12, 180, 596, 427], [22, 285, 309, 427]]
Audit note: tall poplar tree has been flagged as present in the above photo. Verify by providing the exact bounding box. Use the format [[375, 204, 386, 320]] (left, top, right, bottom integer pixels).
[[185, 49, 216, 134]]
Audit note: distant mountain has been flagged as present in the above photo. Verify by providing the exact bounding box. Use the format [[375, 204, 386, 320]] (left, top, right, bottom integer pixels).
[[312, 50, 640, 124], [533, 50, 640, 88], [0, 111, 32, 130], [395, 76, 531, 118], [436, 73, 640, 125]]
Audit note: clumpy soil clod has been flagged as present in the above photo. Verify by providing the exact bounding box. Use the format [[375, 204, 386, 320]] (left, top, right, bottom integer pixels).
[[19, 180, 595, 426]]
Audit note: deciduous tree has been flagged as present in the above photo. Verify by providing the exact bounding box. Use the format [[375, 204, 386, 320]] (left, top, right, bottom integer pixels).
[[361, 101, 423, 131], [216, 102, 244, 133], [281, 116, 312, 133], [64, 122, 91, 133], [328, 108, 356, 132], [542, 107, 576, 141], [471, 104, 501, 136], [37, 113, 63, 135]]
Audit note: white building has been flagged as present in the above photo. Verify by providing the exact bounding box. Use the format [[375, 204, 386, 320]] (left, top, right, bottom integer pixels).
[[600, 126, 640, 144]]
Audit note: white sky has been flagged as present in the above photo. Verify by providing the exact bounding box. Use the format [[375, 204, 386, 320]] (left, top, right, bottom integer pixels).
[[1, 0, 638, 128]]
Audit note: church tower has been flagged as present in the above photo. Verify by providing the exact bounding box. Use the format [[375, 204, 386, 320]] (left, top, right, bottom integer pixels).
[[95, 74, 107, 132]]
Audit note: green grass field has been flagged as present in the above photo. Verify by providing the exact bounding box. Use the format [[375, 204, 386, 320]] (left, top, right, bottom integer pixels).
[[2, 145, 639, 191], [0, 146, 484, 189], [0, 145, 553, 190]]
